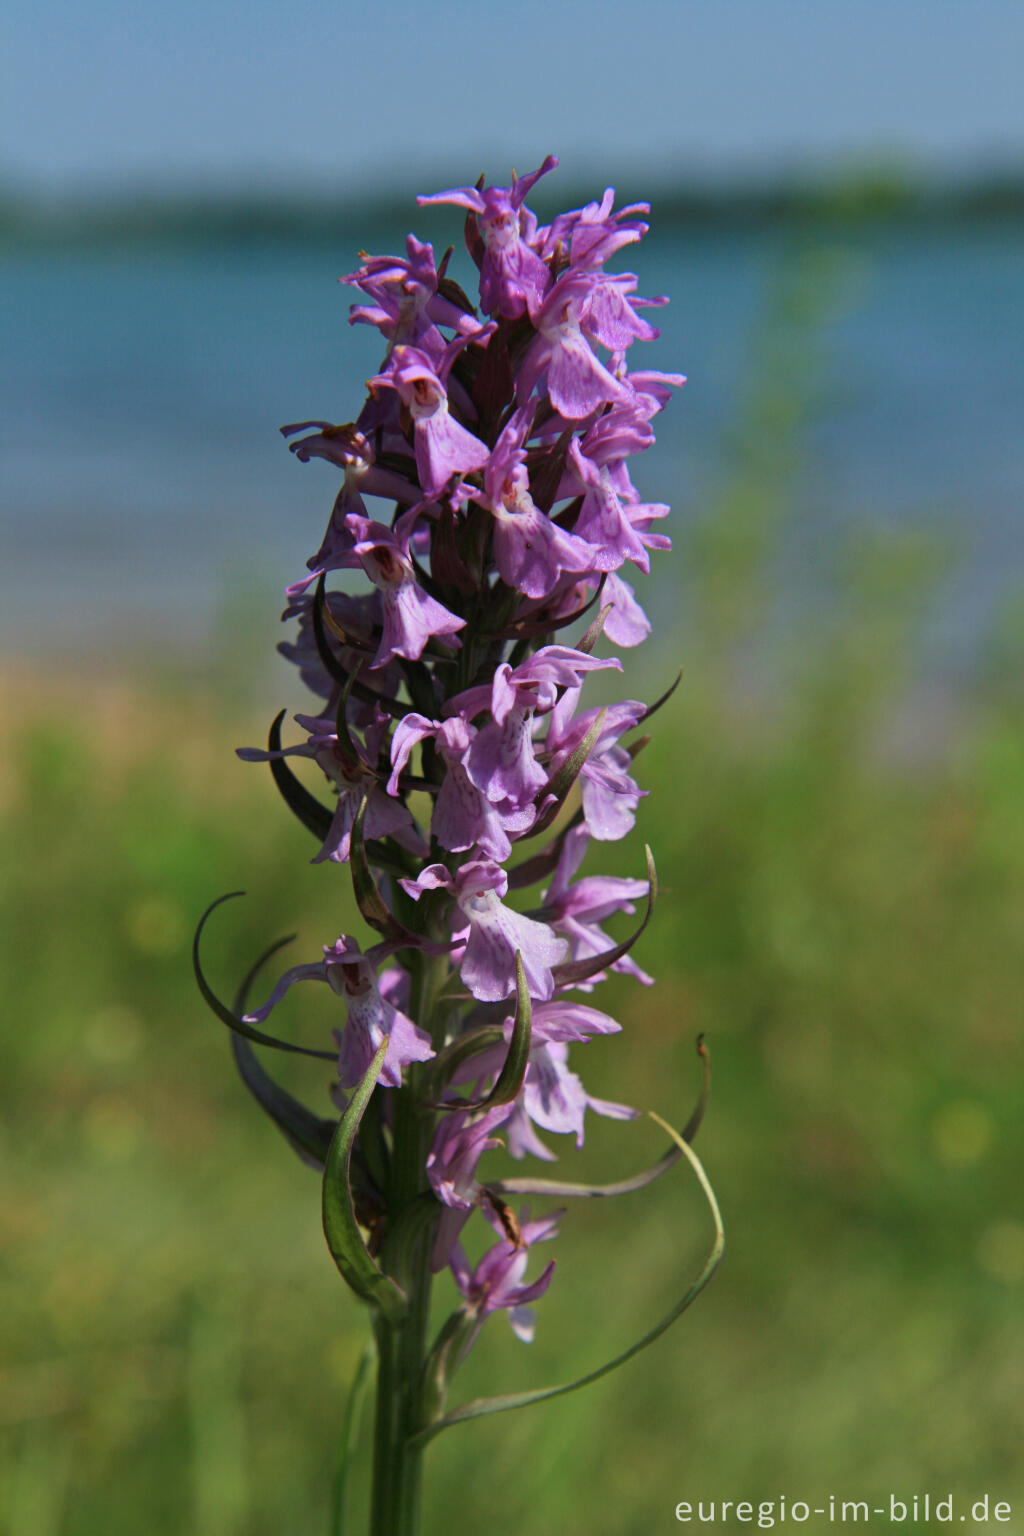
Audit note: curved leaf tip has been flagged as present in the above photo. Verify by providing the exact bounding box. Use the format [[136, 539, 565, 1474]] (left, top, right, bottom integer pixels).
[[193, 891, 335, 1062], [266, 710, 334, 842], [322, 1039, 407, 1322]]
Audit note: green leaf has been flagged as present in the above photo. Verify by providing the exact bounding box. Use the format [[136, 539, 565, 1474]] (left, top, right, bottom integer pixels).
[[378, 1191, 441, 1295], [529, 425, 574, 515], [430, 952, 532, 1114], [411, 1105, 724, 1445], [487, 1149, 679, 1202], [418, 1307, 475, 1431], [313, 574, 410, 720], [485, 952, 532, 1106], [229, 1034, 336, 1167], [322, 1040, 407, 1322], [431, 501, 476, 594], [576, 600, 613, 656], [489, 1035, 711, 1200], [680, 1032, 711, 1144], [493, 580, 602, 642], [527, 710, 608, 841], [552, 844, 657, 987], [266, 710, 334, 842], [193, 893, 336, 1061], [423, 1025, 505, 1097], [638, 667, 683, 724], [349, 796, 411, 941], [333, 668, 363, 773], [228, 937, 337, 1164], [312, 573, 355, 685]]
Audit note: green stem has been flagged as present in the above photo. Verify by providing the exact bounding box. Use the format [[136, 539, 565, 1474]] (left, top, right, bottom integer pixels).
[[366, 946, 449, 1536], [369, 1313, 398, 1531]]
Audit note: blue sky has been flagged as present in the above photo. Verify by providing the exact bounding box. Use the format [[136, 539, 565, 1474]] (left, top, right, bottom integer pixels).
[[3, 0, 1023, 194]]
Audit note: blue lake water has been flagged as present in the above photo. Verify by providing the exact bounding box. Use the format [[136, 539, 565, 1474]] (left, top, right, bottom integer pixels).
[[2, 219, 1021, 689]]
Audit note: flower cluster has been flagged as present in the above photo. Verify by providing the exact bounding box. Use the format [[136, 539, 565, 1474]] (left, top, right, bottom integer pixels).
[[234, 157, 683, 1353]]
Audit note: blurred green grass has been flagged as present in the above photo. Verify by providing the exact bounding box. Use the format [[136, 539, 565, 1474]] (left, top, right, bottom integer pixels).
[[3, 608, 1022, 1534], [3, 241, 1023, 1534]]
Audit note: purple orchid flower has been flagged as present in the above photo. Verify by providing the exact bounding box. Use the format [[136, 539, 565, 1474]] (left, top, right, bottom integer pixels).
[[455, 406, 594, 599], [342, 234, 479, 361], [275, 589, 410, 730], [560, 436, 671, 574], [446, 645, 621, 812], [427, 1102, 513, 1212], [426, 1101, 516, 1271], [541, 187, 650, 270], [243, 937, 434, 1089], [368, 338, 492, 497], [454, 998, 635, 1161], [280, 421, 417, 500], [418, 156, 558, 319], [544, 825, 654, 986], [592, 571, 652, 648], [401, 859, 568, 1003], [276, 589, 374, 700], [347, 518, 466, 668], [450, 1205, 560, 1345], [505, 1039, 636, 1159], [576, 398, 657, 464], [278, 423, 421, 596], [237, 711, 423, 864], [387, 713, 535, 861], [544, 690, 647, 841], [517, 271, 635, 421], [620, 367, 688, 416], [581, 272, 665, 353]]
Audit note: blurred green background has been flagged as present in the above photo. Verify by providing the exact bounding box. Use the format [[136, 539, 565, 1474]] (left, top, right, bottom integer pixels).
[[4, 1, 1024, 1515], [3, 210, 1023, 1534]]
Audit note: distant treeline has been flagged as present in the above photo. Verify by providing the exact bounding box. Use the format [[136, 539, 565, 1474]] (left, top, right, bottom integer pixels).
[[4, 169, 1024, 250]]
